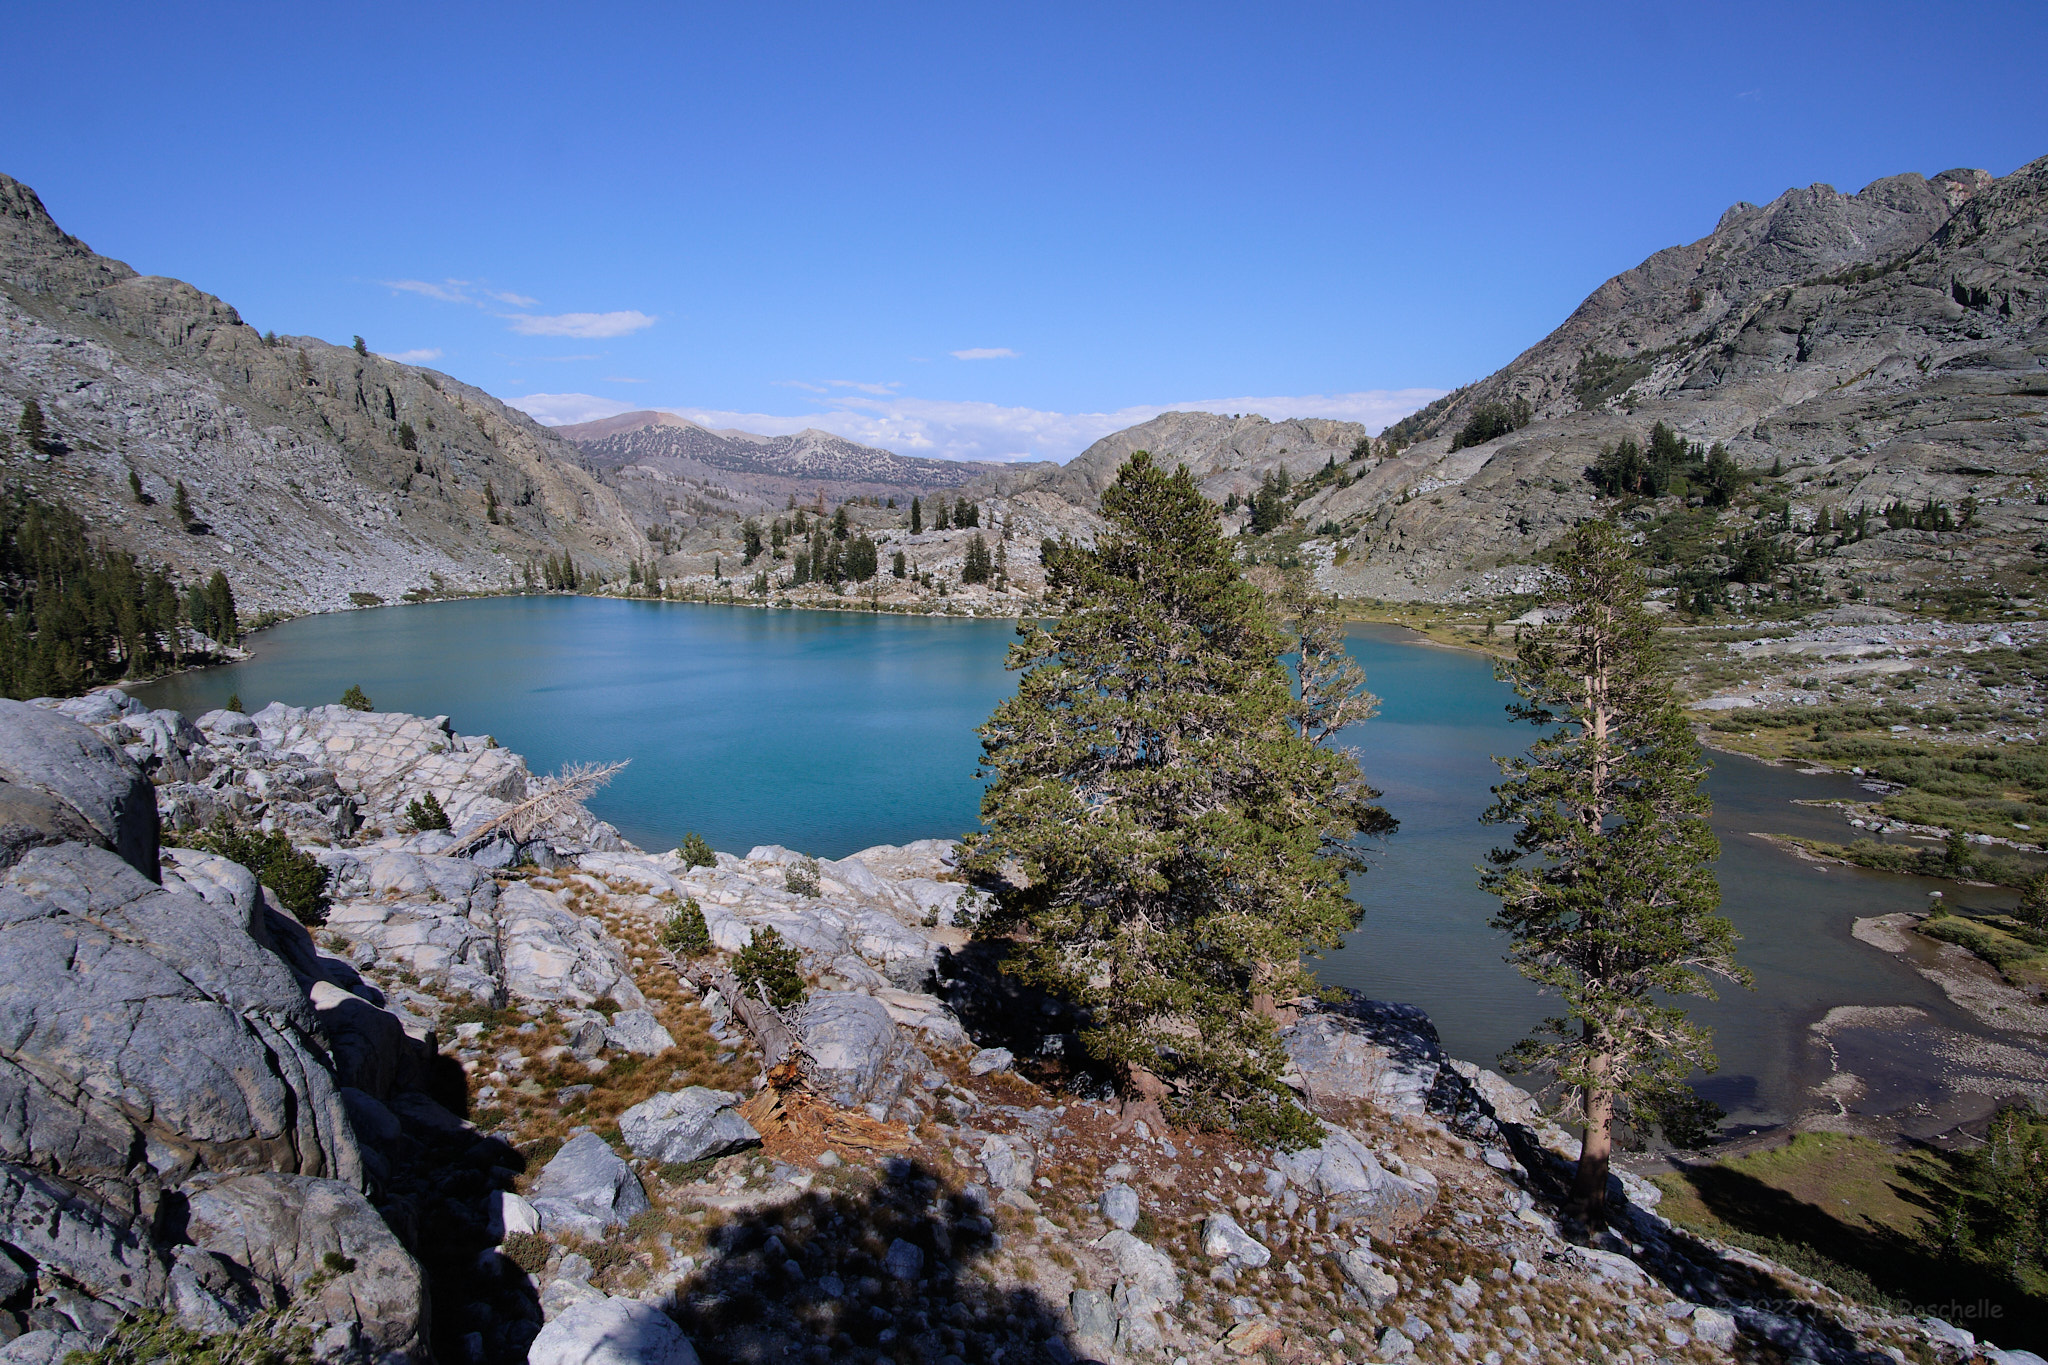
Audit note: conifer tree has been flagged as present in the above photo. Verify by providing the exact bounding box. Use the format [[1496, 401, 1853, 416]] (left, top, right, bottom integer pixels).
[[1482, 519, 1747, 1226], [172, 481, 195, 527], [965, 453, 1388, 1144], [910, 496, 923, 534], [17, 400, 46, 455]]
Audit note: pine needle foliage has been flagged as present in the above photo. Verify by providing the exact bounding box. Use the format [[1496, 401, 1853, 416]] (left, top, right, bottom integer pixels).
[[1482, 519, 1747, 1225], [405, 790, 451, 831], [965, 452, 1389, 1146], [732, 925, 807, 1009], [179, 818, 331, 925]]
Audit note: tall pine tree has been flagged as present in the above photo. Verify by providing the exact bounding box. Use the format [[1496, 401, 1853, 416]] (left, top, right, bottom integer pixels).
[[1482, 519, 1746, 1226], [965, 453, 1388, 1144]]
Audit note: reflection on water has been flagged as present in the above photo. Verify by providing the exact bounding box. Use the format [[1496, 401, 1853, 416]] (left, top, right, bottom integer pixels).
[[136, 602, 2015, 1127]]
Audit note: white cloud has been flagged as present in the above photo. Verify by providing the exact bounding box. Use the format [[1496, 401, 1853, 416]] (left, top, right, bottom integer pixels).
[[482, 287, 540, 307], [384, 278, 471, 303], [508, 386, 1445, 463], [950, 347, 1019, 360], [381, 348, 444, 364], [505, 311, 656, 339], [511, 393, 645, 426]]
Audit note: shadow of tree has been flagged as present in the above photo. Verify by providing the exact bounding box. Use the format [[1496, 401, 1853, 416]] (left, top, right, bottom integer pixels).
[[935, 939, 1113, 1098], [665, 1156, 1073, 1365]]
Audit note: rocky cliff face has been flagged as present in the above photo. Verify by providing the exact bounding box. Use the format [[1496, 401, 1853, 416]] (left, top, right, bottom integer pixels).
[[1313, 155, 2048, 599], [0, 174, 642, 615]]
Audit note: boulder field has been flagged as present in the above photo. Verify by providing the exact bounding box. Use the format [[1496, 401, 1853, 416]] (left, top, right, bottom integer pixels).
[[0, 686, 2025, 1365]]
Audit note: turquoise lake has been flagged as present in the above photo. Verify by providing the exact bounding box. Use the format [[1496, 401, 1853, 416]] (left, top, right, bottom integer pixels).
[[136, 595, 2006, 1129]]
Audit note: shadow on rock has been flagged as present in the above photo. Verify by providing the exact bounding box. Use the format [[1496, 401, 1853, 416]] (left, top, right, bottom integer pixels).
[[667, 1156, 1072, 1365]]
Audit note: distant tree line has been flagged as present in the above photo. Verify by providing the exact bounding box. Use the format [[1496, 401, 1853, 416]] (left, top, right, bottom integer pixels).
[[0, 486, 240, 699], [1448, 396, 1533, 452], [1586, 422, 1746, 505]]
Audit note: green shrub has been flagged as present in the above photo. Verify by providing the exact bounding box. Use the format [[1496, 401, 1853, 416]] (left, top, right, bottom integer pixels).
[[676, 832, 715, 869], [339, 684, 373, 711], [660, 898, 711, 957], [501, 1231, 549, 1275], [180, 818, 330, 925], [65, 1308, 318, 1365], [732, 926, 807, 1008], [784, 856, 821, 898], [404, 790, 450, 831]]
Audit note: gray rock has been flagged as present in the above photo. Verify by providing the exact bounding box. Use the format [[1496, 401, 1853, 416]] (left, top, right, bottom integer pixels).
[[1099, 1183, 1139, 1232], [967, 1047, 1014, 1076], [883, 1238, 924, 1281], [1201, 1212, 1270, 1268], [978, 1134, 1035, 1192], [604, 1009, 675, 1056], [1068, 1288, 1116, 1361], [1093, 1230, 1181, 1312], [0, 700, 158, 878], [1376, 1325, 1415, 1359], [529, 1133, 650, 1238], [1334, 1247, 1397, 1306], [0, 844, 362, 1201], [797, 992, 914, 1109], [1273, 1129, 1436, 1236], [486, 1191, 541, 1240], [0, 1331, 94, 1365], [1689, 1306, 1737, 1350], [185, 1172, 426, 1360], [529, 1297, 699, 1365], [616, 1089, 760, 1165]]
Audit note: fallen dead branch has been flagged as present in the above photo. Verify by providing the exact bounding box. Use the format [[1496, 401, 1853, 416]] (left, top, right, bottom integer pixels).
[[445, 759, 627, 856]]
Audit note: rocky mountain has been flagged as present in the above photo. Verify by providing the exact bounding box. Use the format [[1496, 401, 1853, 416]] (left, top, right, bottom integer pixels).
[[1005, 155, 2048, 606], [1307, 153, 2048, 600], [562, 411, 1055, 520], [996, 410, 1369, 507], [0, 174, 641, 615]]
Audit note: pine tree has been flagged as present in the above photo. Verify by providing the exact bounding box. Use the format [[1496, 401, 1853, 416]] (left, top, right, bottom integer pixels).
[[934, 499, 951, 532], [353, 336, 368, 356], [910, 496, 923, 534], [892, 550, 907, 579], [961, 533, 992, 584], [832, 506, 850, 541], [845, 533, 879, 582], [1482, 520, 1747, 1227], [127, 469, 148, 504], [205, 571, 238, 645], [17, 400, 46, 455], [484, 481, 500, 524], [964, 453, 1388, 1144], [172, 481, 196, 527]]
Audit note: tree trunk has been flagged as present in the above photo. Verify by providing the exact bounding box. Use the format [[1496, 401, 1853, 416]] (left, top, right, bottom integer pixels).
[[1112, 1065, 1171, 1137], [1569, 1044, 1614, 1229], [682, 961, 798, 1072]]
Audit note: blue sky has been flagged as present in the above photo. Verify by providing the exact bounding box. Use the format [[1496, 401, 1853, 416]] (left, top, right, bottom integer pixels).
[[3, 2, 2042, 462]]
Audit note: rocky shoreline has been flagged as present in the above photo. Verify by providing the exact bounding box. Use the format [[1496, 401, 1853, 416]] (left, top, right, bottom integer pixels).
[[0, 689, 2036, 1364]]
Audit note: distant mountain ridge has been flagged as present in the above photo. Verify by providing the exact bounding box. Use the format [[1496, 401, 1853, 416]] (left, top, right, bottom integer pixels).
[[563, 411, 1039, 489]]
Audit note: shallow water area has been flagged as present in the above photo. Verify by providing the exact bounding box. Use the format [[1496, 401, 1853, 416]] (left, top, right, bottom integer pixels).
[[135, 599, 2028, 1132]]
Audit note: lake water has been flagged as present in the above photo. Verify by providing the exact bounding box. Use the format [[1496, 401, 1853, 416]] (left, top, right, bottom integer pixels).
[[136, 597, 2007, 1129]]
